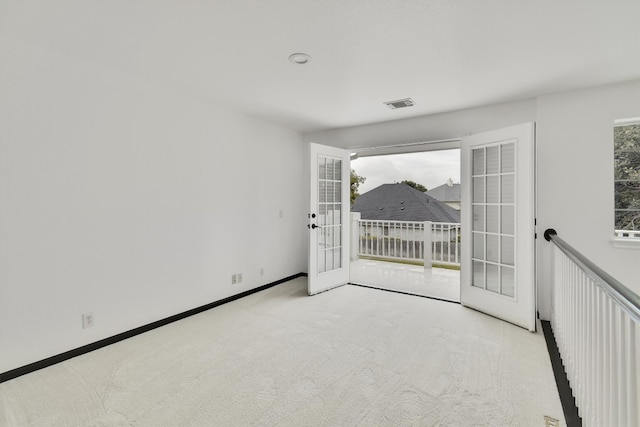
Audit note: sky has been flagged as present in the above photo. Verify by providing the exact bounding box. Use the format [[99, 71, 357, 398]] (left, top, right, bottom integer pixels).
[[351, 149, 460, 194]]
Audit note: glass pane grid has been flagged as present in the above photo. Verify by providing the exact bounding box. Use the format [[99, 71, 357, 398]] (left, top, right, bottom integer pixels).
[[317, 156, 343, 275], [471, 144, 516, 297]]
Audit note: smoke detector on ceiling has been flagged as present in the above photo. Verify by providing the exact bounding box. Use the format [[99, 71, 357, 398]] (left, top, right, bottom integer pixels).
[[384, 98, 415, 109]]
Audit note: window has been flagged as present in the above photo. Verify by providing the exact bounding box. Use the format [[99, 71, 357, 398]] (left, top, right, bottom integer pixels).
[[614, 118, 640, 240]]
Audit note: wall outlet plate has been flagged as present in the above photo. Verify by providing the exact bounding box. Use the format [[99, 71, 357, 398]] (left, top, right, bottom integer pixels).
[[82, 313, 94, 329]]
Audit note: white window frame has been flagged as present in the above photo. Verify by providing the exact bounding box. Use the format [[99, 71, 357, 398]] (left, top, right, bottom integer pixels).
[[612, 117, 640, 249]]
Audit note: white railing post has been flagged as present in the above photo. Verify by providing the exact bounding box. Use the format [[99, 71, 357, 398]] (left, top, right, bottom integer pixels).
[[424, 221, 432, 270], [350, 212, 361, 262]]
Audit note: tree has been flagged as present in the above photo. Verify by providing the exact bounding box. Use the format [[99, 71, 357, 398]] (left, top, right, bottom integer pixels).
[[400, 180, 428, 193], [350, 170, 366, 204]]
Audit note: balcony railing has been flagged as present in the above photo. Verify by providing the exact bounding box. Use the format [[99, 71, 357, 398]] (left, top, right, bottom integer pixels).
[[545, 229, 640, 427], [354, 218, 461, 267]]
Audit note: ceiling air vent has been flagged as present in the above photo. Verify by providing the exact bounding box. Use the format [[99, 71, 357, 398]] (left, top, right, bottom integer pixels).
[[384, 98, 414, 109]]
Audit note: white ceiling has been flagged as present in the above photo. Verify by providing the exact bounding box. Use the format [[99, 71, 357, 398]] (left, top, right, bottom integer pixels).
[[2, 0, 639, 133]]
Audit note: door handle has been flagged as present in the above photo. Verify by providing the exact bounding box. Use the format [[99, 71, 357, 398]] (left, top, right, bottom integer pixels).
[[307, 224, 321, 229]]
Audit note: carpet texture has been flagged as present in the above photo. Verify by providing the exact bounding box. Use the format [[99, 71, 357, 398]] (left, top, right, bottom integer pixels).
[[1, 278, 564, 426]]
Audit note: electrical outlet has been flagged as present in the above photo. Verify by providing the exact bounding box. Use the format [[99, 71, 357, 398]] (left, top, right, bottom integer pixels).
[[237, 273, 243, 283], [231, 274, 237, 284], [82, 313, 94, 329]]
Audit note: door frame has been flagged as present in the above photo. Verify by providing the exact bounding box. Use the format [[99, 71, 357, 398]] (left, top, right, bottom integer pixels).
[[348, 144, 463, 301]]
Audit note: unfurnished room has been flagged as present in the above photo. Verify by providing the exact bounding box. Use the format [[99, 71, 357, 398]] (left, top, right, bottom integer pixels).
[[1, 1, 639, 426]]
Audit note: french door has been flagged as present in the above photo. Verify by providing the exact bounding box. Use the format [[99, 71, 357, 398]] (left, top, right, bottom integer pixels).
[[460, 123, 536, 331], [308, 143, 351, 295]]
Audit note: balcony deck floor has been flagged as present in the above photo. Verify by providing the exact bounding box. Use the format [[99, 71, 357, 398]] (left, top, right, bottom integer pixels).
[[350, 259, 460, 302]]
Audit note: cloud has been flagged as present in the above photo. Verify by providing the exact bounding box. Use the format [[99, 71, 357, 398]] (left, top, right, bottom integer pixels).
[[352, 149, 460, 194]]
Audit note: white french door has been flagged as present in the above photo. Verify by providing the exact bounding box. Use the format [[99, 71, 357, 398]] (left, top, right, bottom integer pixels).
[[460, 123, 536, 331], [308, 143, 351, 295]]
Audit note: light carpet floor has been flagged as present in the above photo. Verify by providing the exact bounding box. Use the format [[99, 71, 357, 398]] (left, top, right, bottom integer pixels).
[[1, 278, 564, 426]]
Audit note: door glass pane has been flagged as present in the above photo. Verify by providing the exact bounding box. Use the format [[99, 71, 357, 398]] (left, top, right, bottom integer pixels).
[[319, 157, 326, 179], [486, 264, 499, 293], [473, 261, 485, 288], [473, 177, 485, 203], [319, 181, 326, 203], [334, 160, 342, 180], [326, 204, 333, 225], [501, 236, 514, 266], [333, 248, 342, 269], [487, 176, 499, 203], [486, 146, 499, 174], [501, 206, 514, 235], [318, 223, 326, 246], [473, 148, 485, 175], [318, 250, 326, 273], [325, 249, 334, 271], [325, 227, 333, 248], [333, 204, 341, 225], [334, 181, 341, 202], [473, 206, 485, 231], [486, 205, 499, 233], [486, 234, 499, 263], [501, 267, 515, 297], [326, 159, 334, 182], [473, 232, 485, 259], [501, 143, 515, 173], [333, 225, 341, 247], [326, 182, 334, 203], [501, 175, 514, 204], [318, 204, 327, 226]]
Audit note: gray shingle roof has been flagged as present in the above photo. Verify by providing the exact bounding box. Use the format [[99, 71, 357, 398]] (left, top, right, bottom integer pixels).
[[426, 181, 461, 203], [352, 183, 460, 222]]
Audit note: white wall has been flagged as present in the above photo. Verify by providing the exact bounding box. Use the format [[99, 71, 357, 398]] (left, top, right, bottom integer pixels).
[[536, 80, 640, 319], [306, 80, 640, 321], [0, 38, 308, 373]]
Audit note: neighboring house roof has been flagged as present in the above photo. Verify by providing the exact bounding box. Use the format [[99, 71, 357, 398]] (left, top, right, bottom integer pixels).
[[425, 178, 461, 203], [352, 183, 460, 223]]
